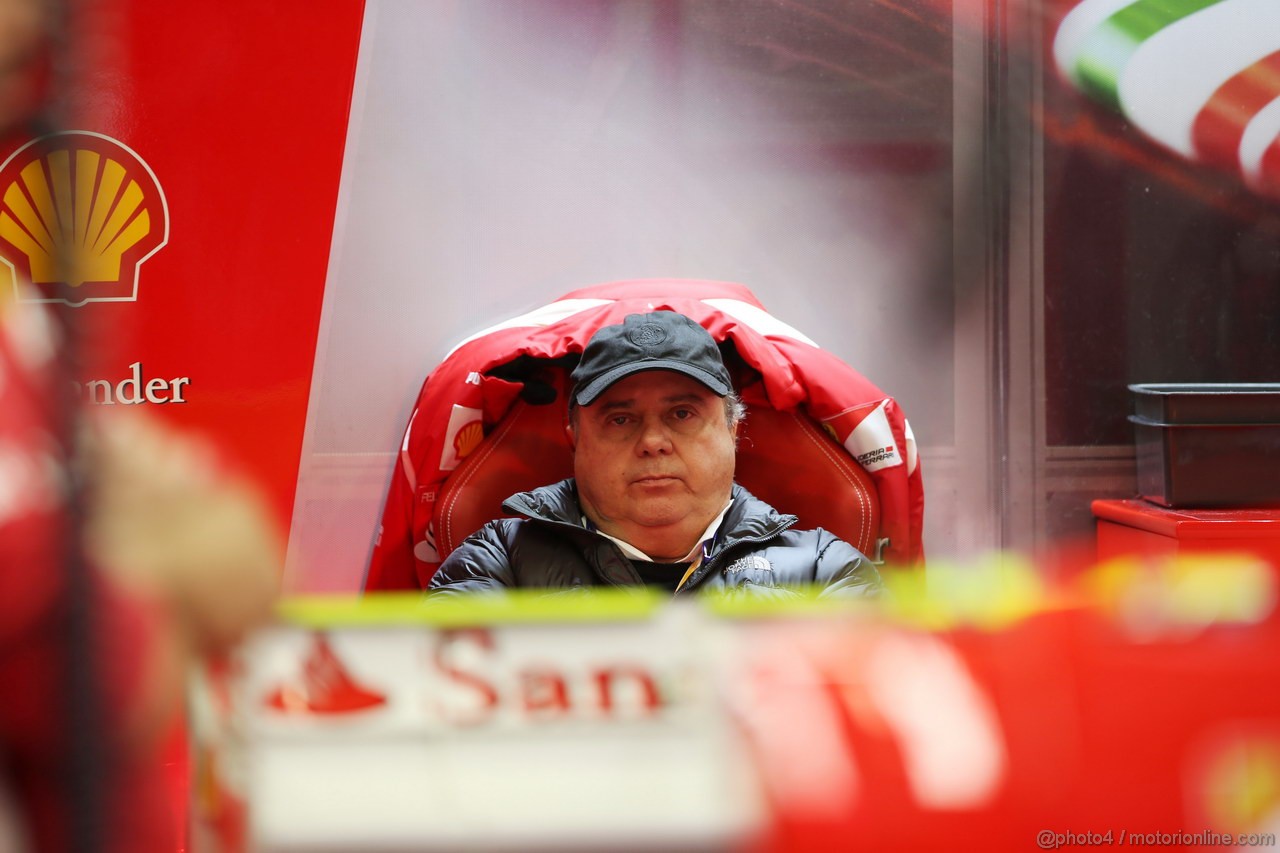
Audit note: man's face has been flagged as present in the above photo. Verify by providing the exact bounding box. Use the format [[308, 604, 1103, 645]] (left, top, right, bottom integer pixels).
[[571, 370, 736, 560]]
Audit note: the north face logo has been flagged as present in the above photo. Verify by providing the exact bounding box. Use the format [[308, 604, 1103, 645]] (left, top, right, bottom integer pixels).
[[725, 555, 772, 574]]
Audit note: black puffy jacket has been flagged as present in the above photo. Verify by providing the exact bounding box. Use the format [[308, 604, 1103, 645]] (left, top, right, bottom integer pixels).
[[428, 479, 882, 598]]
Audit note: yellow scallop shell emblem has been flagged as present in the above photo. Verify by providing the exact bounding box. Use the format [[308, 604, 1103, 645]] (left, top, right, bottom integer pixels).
[[0, 132, 167, 305], [453, 420, 484, 460]]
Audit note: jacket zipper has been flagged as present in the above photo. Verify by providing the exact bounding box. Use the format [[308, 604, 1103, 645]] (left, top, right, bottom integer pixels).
[[673, 518, 797, 596], [510, 492, 797, 592]]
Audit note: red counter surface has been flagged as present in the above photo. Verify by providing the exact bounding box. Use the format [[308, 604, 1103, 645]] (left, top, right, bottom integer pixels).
[[1093, 499, 1280, 567]]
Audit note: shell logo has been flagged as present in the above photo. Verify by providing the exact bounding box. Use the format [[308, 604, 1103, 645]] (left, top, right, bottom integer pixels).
[[453, 420, 484, 460], [0, 131, 169, 307]]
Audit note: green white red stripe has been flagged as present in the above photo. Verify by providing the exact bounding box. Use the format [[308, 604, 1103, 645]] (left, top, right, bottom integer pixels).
[[1055, 0, 1280, 195], [1192, 50, 1280, 170], [1235, 69, 1280, 193]]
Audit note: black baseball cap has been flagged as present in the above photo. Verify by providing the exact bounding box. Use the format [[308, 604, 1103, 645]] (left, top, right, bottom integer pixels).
[[570, 311, 733, 406]]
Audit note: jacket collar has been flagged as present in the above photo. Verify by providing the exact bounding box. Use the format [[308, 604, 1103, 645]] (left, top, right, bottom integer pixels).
[[501, 479, 797, 557]]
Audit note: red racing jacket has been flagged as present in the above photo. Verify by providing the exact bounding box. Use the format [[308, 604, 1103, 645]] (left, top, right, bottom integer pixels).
[[365, 279, 924, 591]]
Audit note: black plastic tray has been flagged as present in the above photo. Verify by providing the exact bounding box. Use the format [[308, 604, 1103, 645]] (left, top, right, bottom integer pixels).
[[1129, 383, 1280, 425], [1128, 385, 1280, 507]]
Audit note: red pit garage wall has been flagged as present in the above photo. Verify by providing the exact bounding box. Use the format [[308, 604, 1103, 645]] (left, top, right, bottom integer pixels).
[[0, 1, 366, 531]]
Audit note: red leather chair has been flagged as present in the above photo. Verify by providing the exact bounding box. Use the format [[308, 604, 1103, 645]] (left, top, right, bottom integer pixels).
[[365, 279, 921, 592]]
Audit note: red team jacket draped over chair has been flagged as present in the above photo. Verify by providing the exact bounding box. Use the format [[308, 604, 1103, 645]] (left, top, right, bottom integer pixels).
[[365, 279, 924, 591]]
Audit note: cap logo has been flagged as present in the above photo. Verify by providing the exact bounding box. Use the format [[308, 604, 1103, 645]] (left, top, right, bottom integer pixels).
[[627, 323, 667, 348]]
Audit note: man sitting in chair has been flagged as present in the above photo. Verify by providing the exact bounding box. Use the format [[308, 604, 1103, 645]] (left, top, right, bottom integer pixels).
[[429, 310, 882, 597]]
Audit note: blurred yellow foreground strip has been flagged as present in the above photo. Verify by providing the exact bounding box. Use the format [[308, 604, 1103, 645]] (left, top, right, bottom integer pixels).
[[276, 550, 1275, 633]]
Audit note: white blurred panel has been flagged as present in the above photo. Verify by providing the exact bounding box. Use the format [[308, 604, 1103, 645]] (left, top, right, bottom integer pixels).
[[287, 1, 955, 591]]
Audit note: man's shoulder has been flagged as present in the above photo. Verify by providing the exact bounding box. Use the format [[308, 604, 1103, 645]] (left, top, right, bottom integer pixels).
[[725, 483, 866, 555], [771, 524, 852, 554], [726, 482, 794, 518], [501, 477, 580, 522], [444, 516, 524, 557], [757, 526, 881, 594], [457, 502, 586, 554], [430, 516, 544, 591]]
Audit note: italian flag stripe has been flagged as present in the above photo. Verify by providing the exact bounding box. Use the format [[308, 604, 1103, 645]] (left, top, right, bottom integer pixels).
[[1237, 78, 1280, 191], [1260, 127, 1280, 192], [1056, 0, 1280, 194], [1119, 0, 1280, 157], [1192, 50, 1280, 170], [1054, 0, 1141, 88], [1070, 0, 1225, 109]]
